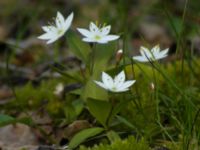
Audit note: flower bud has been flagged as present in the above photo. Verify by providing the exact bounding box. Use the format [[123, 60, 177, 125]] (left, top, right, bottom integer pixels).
[[116, 49, 123, 62], [150, 82, 155, 91], [54, 83, 64, 96]]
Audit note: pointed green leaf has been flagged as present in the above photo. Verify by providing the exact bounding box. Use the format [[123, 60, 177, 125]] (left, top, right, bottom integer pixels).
[[0, 114, 32, 127], [0, 114, 15, 127], [82, 42, 116, 101], [116, 115, 137, 130], [107, 100, 129, 125], [93, 43, 116, 77], [107, 130, 121, 143], [64, 105, 77, 123], [69, 127, 104, 149], [87, 99, 112, 127], [67, 31, 91, 63], [82, 78, 108, 101]]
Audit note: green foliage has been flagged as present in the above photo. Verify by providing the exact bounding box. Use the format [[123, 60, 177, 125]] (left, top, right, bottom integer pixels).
[[0, 114, 15, 127], [67, 30, 91, 64], [116, 115, 137, 131], [2, 79, 74, 118], [0, 114, 32, 127], [82, 43, 116, 101], [117, 59, 200, 147], [2, 0, 200, 149], [69, 127, 104, 149], [87, 99, 112, 128], [106, 130, 121, 143], [79, 136, 152, 150], [9, 80, 59, 110], [82, 78, 108, 101]]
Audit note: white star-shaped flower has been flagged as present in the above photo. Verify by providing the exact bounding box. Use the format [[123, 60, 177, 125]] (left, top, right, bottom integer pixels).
[[77, 22, 120, 44], [133, 45, 169, 62], [38, 11, 74, 44], [94, 71, 135, 93]]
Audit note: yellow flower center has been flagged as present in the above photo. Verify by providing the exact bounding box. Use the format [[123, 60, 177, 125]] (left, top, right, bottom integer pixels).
[[94, 35, 101, 40], [111, 86, 117, 91], [57, 29, 64, 35]]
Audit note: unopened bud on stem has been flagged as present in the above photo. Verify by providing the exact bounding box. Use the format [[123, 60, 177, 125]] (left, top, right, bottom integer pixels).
[[116, 49, 123, 63], [54, 83, 64, 96], [150, 82, 155, 91]]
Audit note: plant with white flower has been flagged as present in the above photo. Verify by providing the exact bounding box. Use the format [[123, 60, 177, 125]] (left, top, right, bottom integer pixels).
[[132, 45, 169, 62], [38, 11, 74, 44], [77, 22, 120, 44], [94, 71, 135, 93]]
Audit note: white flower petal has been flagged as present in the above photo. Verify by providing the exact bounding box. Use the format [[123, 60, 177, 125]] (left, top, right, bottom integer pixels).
[[155, 54, 168, 60], [77, 28, 93, 38], [102, 35, 120, 42], [89, 22, 99, 33], [82, 37, 96, 43], [95, 35, 119, 44], [114, 71, 125, 88], [158, 48, 169, 56], [155, 55, 167, 60], [42, 26, 51, 32], [38, 12, 73, 44], [140, 46, 152, 58], [38, 33, 54, 40], [151, 45, 160, 54], [94, 70, 135, 93], [56, 12, 65, 28], [64, 12, 74, 31], [46, 37, 59, 44], [115, 88, 129, 92], [96, 39, 108, 44], [43, 26, 57, 32], [132, 56, 149, 62], [94, 81, 108, 90], [102, 72, 114, 89], [133, 45, 169, 62], [154, 48, 168, 60], [78, 22, 119, 44], [119, 80, 136, 90], [100, 25, 111, 35], [57, 12, 65, 24]]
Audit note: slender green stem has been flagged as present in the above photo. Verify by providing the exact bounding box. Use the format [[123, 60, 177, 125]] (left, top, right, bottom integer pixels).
[[79, 64, 87, 81], [150, 61, 190, 101], [90, 43, 97, 75], [53, 42, 59, 62], [180, 0, 188, 86], [130, 59, 141, 107], [151, 63, 160, 122], [5, 48, 16, 98], [106, 95, 115, 129], [156, 121, 176, 146], [120, 2, 128, 71], [185, 108, 200, 150]]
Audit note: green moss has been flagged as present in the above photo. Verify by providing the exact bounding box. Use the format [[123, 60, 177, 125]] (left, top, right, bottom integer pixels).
[[2, 79, 65, 116], [79, 136, 152, 150], [118, 59, 200, 147]]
